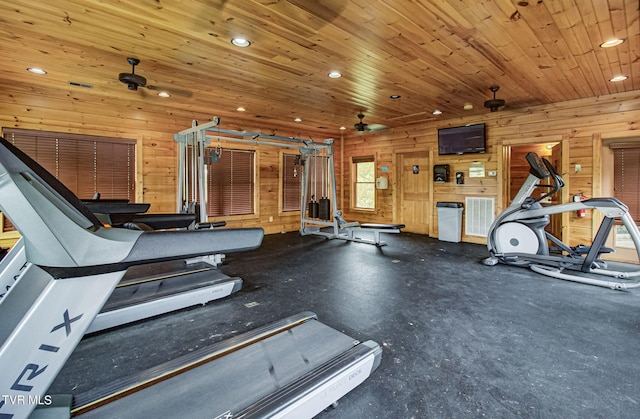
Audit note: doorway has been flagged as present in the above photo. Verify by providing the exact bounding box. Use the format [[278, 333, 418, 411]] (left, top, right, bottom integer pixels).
[[395, 151, 430, 234], [507, 142, 562, 240]]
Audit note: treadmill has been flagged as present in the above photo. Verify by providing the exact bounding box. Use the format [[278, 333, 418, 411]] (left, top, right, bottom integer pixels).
[[0, 136, 382, 418], [0, 229, 244, 335]]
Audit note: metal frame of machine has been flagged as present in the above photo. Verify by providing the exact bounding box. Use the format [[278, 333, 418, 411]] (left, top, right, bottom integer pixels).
[[174, 117, 403, 246], [484, 152, 640, 290]]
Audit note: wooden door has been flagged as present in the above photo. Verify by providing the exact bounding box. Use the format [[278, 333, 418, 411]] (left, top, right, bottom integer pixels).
[[397, 152, 430, 234]]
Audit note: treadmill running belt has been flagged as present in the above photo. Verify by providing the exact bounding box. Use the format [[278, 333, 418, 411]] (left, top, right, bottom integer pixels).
[[101, 269, 231, 311], [77, 319, 368, 418]]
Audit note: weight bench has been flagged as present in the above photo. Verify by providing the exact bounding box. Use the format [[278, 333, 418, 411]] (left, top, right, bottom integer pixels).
[[342, 223, 405, 247]]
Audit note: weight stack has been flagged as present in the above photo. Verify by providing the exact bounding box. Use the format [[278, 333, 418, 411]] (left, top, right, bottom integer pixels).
[[318, 197, 330, 220], [308, 200, 319, 219]]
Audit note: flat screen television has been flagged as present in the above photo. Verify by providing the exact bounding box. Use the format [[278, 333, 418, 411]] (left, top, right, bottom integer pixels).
[[438, 123, 486, 155]]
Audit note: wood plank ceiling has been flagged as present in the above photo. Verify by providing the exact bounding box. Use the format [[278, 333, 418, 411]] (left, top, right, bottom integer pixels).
[[0, 0, 637, 135]]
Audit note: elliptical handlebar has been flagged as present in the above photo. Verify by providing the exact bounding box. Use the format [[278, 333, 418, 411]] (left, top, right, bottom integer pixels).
[[542, 157, 565, 189], [521, 152, 565, 205], [531, 157, 563, 204], [525, 152, 550, 179]]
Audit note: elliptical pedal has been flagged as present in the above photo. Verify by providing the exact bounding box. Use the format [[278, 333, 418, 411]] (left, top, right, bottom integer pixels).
[[571, 244, 615, 255]]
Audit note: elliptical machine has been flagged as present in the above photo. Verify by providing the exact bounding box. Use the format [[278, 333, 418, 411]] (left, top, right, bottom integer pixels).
[[483, 152, 640, 290]]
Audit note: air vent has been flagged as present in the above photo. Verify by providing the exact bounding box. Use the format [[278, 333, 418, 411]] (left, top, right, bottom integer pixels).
[[68, 81, 93, 88], [465, 197, 494, 237]]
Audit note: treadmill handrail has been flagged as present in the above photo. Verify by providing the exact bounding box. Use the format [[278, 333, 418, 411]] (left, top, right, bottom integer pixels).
[[0, 136, 263, 271]]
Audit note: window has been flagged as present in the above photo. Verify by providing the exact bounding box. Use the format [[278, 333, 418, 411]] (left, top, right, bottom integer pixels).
[[282, 153, 301, 212], [612, 144, 640, 248], [207, 148, 255, 216], [2, 128, 136, 232], [353, 156, 375, 209], [3, 128, 136, 200], [613, 145, 640, 222]]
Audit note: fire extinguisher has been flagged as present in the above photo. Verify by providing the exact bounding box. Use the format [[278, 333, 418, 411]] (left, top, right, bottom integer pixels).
[[574, 193, 586, 218]]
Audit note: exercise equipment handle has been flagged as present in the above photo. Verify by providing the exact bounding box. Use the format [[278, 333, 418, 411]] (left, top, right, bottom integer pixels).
[[525, 152, 550, 179]]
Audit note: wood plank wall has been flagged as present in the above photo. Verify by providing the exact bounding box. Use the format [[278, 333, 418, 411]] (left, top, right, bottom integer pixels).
[[0, 85, 330, 238], [340, 90, 640, 247], [1, 88, 639, 249]]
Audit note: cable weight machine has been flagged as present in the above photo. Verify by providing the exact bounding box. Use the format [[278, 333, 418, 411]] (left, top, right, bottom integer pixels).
[[304, 147, 333, 221], [175, 118, 402, 245], [299, 139, 350, 239], [175, 118, 219, 227], [174, 118, 341, 237]]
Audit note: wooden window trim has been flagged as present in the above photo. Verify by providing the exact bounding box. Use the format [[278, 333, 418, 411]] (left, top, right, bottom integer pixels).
[[351, 156, 376, 211]]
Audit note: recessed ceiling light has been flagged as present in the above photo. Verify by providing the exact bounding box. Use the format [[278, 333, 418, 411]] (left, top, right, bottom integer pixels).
[[27, 67, 47, 75], [157, 91, 171, 98], [390, 95, 401, 99], [432, 109, 442, 115], [600, 39, 624, 48], [327, 71, 342, 78], [294, 117, 302, 122], [231, 38, 251, 47], [609, 75, 628, 82], [236, 107, 246, 112], [463, 103, 473, 110]]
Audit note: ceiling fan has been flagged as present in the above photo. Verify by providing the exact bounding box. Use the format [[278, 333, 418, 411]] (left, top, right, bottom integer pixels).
[[483, 86, 506, 112], [118, 57, 192, 97], [354, 113, 387, 133]]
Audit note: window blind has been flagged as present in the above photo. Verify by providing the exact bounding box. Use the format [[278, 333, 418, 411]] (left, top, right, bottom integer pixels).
[[282, 153, 301, 211], [613, 146, 640, 222], [207, 148, 255, 216], [2, 128, 135, 232]]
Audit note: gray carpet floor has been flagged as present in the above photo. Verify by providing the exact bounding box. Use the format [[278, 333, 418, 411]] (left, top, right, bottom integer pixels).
[[50, 231, 640, 418]]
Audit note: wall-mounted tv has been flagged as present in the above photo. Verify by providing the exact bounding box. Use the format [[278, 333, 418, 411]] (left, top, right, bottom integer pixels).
[[438, 123, 486, 155]]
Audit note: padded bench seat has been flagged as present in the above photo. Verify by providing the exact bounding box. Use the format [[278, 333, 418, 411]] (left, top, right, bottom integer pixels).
[[360, 223, 406, 230], [342, 223, 405, 247]]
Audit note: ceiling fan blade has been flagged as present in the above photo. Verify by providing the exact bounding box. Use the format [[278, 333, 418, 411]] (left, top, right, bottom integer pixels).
[[146, 84, 193, 98], [367, 123, 387, 132]]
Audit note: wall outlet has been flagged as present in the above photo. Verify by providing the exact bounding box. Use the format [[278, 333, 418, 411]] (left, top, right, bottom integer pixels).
[[488, 170, 497, 177], [268, 216, 273, 222]]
